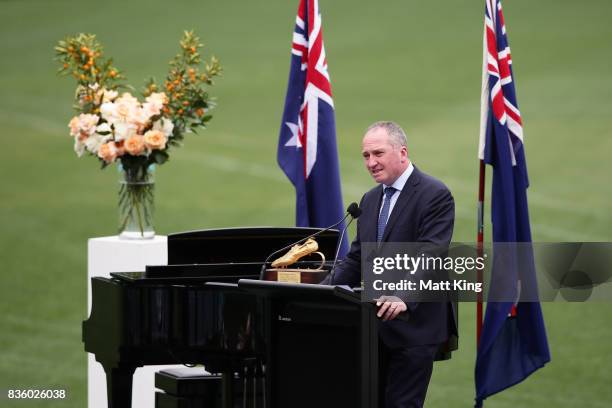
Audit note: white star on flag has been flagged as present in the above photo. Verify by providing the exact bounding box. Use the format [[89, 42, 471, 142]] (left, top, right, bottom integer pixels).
[[284, 122, 302, 148]]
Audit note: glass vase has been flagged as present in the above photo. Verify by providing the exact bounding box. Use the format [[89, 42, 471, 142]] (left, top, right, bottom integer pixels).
[[118, 164, 155, 239]]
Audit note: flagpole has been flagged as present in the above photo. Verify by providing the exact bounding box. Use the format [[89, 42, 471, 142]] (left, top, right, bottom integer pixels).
[[477, 159, 485, 346]]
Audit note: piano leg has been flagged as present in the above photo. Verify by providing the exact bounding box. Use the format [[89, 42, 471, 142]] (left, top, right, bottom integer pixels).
[[103, 365, 137, 408], [222, 369, 234, 408]]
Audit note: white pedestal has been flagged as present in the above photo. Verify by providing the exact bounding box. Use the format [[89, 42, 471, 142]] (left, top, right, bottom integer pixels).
[[87, 235, 180, 408]]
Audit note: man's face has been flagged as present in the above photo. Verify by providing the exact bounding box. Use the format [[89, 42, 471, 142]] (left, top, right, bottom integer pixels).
[[361, 127, 408, 185]]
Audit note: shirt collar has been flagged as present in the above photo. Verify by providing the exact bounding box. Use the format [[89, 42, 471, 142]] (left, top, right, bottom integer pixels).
[[384, 162, 414, 193]]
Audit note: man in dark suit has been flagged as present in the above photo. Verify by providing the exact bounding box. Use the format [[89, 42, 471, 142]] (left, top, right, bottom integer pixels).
[[329, 121, 455, 408]]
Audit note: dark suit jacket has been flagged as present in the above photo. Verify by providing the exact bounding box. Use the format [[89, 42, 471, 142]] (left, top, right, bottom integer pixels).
[[332, 166, 456, 349]]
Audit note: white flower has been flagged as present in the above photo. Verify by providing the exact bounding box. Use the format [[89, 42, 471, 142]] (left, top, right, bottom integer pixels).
[[146, 92, 168, 105], [96, 122, 112, 134], [115, 99, 136, 122], [85, 124, 114, 153], [113, 121, 138, 142], [142, 93, 166, 119], [116, 92, 139, 107], [142, 92, 166, 119], [93, 86, 118, 104], [79, 113, 99, 135], [68, 113, 100, 141], [101, 89, 118, 103], [74, 138, 86, 157], [142, 101, 162, 118], [103, 92, 140, 125], [85, 134, 105, 153], [131, 106, 149, 129], [100, 102, 118, 123], [153, 118, 174, 137]]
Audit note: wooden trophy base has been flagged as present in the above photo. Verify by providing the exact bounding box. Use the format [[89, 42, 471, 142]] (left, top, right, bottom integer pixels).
[[264, 268, 329, 284]]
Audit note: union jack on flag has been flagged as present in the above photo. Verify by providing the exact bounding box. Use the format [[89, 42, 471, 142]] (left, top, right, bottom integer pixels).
[[475, 1, 550, 406], [478, 0, 524, 167], [277, 0, 348, 257]]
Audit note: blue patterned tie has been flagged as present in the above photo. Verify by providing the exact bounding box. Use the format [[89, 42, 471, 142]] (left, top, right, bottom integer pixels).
[[377, 187, 396, 242]]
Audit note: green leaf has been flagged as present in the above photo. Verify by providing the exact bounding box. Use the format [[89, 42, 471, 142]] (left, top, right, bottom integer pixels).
[[150, 150, 169, 165]]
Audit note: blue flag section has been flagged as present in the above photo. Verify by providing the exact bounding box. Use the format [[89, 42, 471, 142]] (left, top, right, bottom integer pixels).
[[476, 1, 551, 406], [277, 0, 348, 258]]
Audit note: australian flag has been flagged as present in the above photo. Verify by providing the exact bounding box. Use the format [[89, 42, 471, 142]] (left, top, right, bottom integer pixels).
[[277, 0, 348, 257], [476, 0, 551, 406]]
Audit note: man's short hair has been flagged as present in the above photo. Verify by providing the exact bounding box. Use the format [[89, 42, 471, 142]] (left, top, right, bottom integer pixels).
[[366, 121, 408, 148]]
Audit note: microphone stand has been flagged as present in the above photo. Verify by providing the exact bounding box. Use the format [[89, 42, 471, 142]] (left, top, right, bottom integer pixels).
[[258, 211, 352, 280], [327, 215, 357, 285]]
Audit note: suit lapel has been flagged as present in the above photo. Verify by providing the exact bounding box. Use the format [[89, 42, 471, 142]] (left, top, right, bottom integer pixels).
[[363, 184, 383, 243], [381, 167, 421, 242]]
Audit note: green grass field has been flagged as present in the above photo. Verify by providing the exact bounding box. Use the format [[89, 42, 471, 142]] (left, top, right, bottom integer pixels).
[[1, 0, 611, 406]]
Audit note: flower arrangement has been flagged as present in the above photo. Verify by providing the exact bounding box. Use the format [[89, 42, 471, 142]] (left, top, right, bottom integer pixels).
[[55, 31, 221, 237]]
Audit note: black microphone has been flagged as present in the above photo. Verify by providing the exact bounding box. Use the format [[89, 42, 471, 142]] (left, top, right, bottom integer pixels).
[[328, 205, 361, 285], [346, 202, 362, 219], [258, 202, 359, 280]]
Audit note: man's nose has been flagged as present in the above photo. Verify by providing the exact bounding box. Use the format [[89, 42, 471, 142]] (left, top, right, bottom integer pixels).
[[366, 157, 377, 168]]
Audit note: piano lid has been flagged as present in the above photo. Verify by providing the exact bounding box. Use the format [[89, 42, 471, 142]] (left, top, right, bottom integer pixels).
[[166, 227, 341, 265]]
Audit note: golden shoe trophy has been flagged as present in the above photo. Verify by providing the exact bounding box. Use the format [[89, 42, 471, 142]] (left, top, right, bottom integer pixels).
[[265, 238, 328, 284]]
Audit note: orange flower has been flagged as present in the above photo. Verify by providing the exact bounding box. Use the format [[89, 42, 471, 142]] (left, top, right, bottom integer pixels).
[[144, 130, 167, 150], [68, 116, 80, 137], [98, 142, 118, 163], [124, 135, 145, 156]]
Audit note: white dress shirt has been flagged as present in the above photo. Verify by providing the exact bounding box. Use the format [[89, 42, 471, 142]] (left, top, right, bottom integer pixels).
[[379, 162, 414, 223]]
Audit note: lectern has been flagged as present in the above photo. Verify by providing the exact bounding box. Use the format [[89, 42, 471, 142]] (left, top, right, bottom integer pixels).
[[238, 279, 379, 408]]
